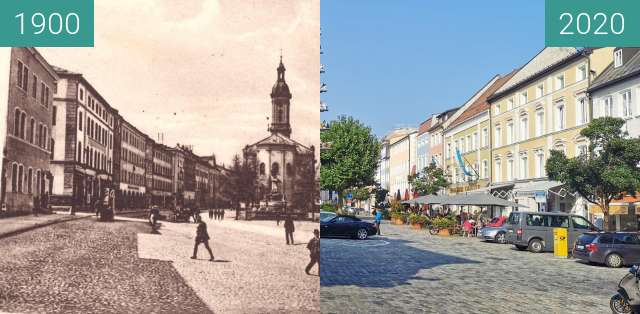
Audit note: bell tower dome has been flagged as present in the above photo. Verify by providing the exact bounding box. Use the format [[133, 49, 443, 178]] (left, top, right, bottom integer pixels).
[[269, 54, 292, 137]]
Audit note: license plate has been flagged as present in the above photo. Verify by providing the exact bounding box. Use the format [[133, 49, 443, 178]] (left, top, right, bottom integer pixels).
[[576, 245, 584, 250]]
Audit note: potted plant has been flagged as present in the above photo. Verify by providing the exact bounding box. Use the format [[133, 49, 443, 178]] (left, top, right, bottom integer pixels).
[[390, 210, 405, 224], [408, 213, 428, 230], [433, 216, 455, 236]]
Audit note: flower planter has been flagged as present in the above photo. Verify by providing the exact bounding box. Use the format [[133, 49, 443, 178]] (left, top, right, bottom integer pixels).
[[438, 228, 451, 236], [410, 223, 423, 230], [391, 217, 404, 225]]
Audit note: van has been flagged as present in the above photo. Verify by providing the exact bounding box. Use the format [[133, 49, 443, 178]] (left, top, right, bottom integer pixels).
[[504, 211, 600, 253]]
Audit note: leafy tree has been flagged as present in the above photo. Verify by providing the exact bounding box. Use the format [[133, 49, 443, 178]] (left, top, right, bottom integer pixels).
[[408, 162, 450, 196], [547, 117, 640, 231], [320, 115, 381, 203], [223, 154, 257, 219], [373, 185, 389, 207]]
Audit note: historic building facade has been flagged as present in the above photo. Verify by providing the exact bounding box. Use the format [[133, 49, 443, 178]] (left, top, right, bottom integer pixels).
[[1, 48, 58, 213], [151, 143, 174, 208], [50, 67, 116, 210], [488, 47, 614, 216], [243, 58, 316, 211], [113, 115, 148, 209]]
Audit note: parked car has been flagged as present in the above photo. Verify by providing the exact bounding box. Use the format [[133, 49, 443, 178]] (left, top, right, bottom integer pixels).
[[504, 211, 600, 253], [320, 211, 337, 222], [478, 226, 509, 244], [320, 215, 378, 240], [574, 232, 640, 268]]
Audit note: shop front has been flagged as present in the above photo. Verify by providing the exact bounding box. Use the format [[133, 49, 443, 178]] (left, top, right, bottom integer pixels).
[[589, 196, 640, 231]]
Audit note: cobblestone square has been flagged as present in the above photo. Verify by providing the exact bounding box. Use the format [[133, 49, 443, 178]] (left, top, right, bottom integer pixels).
[[321, 221, 627, 314]]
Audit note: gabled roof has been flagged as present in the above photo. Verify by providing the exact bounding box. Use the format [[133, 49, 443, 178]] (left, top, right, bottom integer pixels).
[[418, 117, 432, 135], [490, 47, 582, 101], [589, 50, 640, 93], [248, 133, 313, 154], [447, 70, 517, 130], [427, 107, 459, 132]]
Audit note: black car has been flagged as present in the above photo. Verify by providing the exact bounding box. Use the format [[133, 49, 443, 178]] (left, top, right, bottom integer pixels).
[[320, 215, 377, 240], [574, 232, 640, 268]]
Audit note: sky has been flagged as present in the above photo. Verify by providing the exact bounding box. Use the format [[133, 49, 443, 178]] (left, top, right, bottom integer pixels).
[[321, 0, 544, 137], [39, 0, 319, 165]]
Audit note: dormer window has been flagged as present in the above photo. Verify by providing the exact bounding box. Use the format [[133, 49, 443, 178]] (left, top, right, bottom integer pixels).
[[614, 50, 623, 68]]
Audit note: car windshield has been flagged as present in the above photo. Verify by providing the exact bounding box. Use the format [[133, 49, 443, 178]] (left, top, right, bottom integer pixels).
[[320, 213, 336, 222]]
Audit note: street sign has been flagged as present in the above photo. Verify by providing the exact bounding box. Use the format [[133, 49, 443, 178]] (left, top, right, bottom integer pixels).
[[347, 193, 353, 199]]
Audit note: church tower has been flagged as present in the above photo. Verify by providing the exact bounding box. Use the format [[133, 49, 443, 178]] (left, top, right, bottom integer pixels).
[[269, 55, 292, 138]]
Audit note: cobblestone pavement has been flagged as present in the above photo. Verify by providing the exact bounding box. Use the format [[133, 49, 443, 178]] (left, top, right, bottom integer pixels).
[[0, 213, 83, 238], [137, 213, 320, 313], [0, 219, 210, 314], [321, 221, 627, 314]]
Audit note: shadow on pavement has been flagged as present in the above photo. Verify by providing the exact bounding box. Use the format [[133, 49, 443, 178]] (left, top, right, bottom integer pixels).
[[320, 237, 481, 288]]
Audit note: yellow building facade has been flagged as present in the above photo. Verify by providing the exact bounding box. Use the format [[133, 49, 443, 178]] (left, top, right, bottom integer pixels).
[[488, 47, 613, 216]]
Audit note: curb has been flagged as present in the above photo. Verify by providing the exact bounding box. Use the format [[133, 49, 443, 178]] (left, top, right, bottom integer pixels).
[[0, 215, 91, 240]]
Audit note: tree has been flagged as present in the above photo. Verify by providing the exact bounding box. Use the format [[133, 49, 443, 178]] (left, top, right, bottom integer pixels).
[[373, 184, 389, 207], [320, 115, 381, 203], [223, 154, 257, 220], [547, 117, 640, 231], [409, 162, 450, 196]]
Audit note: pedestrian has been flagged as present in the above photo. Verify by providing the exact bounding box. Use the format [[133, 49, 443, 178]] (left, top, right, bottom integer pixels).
[[221, 209, 225, 220], [276, 212, 281, 226], [284, 214, 295, 245], [305, 229, 320, 275], [191, 217, 214, 261], [208, 208, 213, 220], [374, 209, 382, 235], [32, 195, 40, 217]]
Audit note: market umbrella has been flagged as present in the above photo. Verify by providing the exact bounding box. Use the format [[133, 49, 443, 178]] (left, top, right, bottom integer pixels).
[[412, 194, 450, 204], [441, 193, 528, 208], [403, 189, 409, 200]]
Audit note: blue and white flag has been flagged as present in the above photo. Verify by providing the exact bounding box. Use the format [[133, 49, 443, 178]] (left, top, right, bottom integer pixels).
[[455, 148, 472, 176]]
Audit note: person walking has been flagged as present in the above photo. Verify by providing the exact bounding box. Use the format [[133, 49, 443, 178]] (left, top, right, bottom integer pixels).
[[305, 229, 320, 275], [284, 214, 295, 245], [191, 217, 214, 261], [374, 209, 382, 235], [208, 208, 213, 220], [221, 209, 225, 220]]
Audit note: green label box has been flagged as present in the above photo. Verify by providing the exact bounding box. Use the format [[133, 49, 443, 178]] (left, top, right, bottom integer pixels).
[[546, 0, 640, 47], [0, 0, 94, 47]]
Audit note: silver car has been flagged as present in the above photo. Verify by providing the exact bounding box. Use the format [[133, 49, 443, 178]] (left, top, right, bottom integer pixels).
[[478, 226, 508, 244]]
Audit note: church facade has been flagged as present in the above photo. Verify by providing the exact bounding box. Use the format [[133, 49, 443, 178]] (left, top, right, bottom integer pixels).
[[243, 58, 316, 212]]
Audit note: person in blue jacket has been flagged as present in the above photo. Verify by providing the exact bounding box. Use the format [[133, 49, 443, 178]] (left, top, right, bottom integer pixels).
[[374, 209, 382, 235]]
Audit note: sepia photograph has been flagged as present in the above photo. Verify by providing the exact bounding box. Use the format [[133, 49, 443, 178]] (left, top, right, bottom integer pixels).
[[0, 1, 320, 313]]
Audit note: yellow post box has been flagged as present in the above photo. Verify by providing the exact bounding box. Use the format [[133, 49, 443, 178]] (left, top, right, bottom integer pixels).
[[553, 228, 568, 258]]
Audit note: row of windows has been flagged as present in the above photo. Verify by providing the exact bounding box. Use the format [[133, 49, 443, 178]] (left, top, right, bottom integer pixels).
[[13, 108, 50, 151], [7, 163, 47, 195], [81, 114, 112, 149], [493, 144, 586, 183], [153, 179, 172, 192], [446, 128, 490, 158], [154, 163, 172, 178], [122, 147, 145, 168], [122, 128, 145, 151], [597, 89, 636, 119], [16, 60, 51, 108], [494, 63, 587, 115], [121, 170, 145, 187], [76, 143, 112, 173], [79, 87, 113, 127], [154, 151, 171, 164]]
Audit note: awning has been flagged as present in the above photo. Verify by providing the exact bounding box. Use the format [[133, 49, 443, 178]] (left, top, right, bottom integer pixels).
[[468, 183, 515, 194], [441, 193, 528, 208], [513, 181, 563, 197], [590, 204, 632, 215], [402, 194, 450, 205]]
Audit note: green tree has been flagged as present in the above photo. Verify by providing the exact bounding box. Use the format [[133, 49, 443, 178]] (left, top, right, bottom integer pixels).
[[373, 184, 389, 207], [409, 162, 450, 196], [547, 117, 640, 231], [320, 115, 381, 203]]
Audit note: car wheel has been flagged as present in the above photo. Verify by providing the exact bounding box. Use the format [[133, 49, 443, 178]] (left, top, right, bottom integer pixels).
[[606, 253, 624, 268], [495, 232, 506, 244], [515, 245, 527, 251], [356, 228, 368, 240], [528, 239, 544, 253]]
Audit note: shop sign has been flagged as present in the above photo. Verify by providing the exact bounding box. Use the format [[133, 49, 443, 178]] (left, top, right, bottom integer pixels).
[[535, 191, 547, 203]]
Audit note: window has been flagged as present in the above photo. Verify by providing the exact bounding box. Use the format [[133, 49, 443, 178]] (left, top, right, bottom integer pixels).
[[45, 86, 50, 108], [577, 64, 587, 82], [22, 66, 29, 92], [555, 102, 565, 131], [577, 97, 588, 125], [14, 109, 20, 136], [466, 135, 471, 152], [519, 92, 528, 105], [520, 116, 528, 141], [549, 215, 569, 228], [20, 112, 26, 139], [79, 112, 83, 131], [520, 154, 528, 179], [42, 126, 48, 149], [17, 165, 23, 193], [78, 141, 82, 162], [536, 84, 544, 99], [614, 50, 623, 68], [32, 75, 37, 98], [555, 74, 565, 90], [526, 214, 546, 226], [604, 96, 614, 117], [508, 98, 514, 110], [473, 132, 478, 150], [482, 160, 488, 179], [615, 234, 640, 245], [52, 106, 57, 125], [495, 104, 501, 115], [507, 159, 514, 181], [16, 61, 24, 89], [11, 163, 17, 192], [28, 118, 35, 144], [507, 121, 514, 144], [622, 90, 632, 117], [535, 110, 544, 136], [535, 151, 545, 177], [27, 168, 32, 194], [79, 88, 84, 101], [495, 126, 501, 146], [482, 128, 488, 147], [577, 144, 587, 157], [495, 160, 502, 182]]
